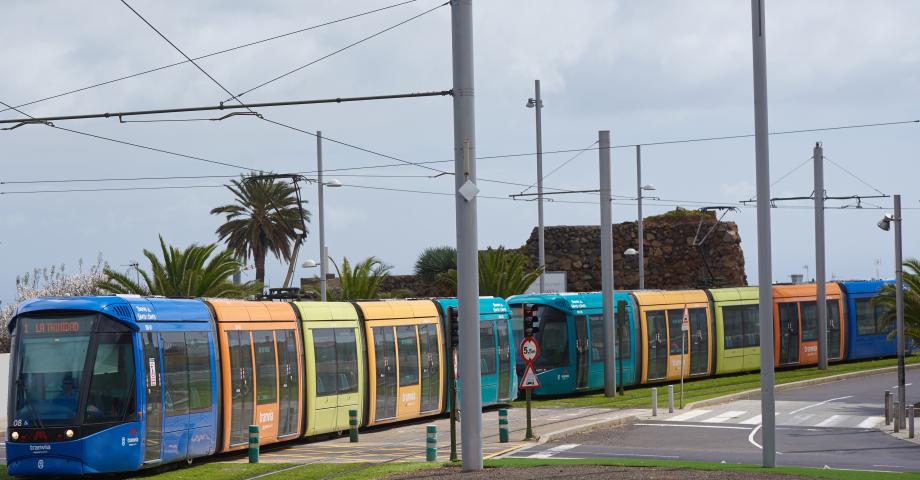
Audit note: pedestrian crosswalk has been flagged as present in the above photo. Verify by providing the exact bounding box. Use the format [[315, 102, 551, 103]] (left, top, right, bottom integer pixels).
[[658, 400, 887, 430]]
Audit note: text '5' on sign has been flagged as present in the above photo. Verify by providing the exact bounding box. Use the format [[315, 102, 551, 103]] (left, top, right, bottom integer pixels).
[[520, 337, 539, 363]]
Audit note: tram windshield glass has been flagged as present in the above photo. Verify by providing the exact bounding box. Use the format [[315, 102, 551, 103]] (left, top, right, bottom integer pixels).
[[11, 313, 136, 427]]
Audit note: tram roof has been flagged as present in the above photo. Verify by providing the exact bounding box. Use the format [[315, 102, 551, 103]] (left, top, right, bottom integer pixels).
[[11, 295, 211, 331], [506, 291, 632, 313], [433, 297, 511, 319], [838, 280, 893, 296]]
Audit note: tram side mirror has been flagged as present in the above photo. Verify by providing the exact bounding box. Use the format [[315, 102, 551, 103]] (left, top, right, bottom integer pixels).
[[523, 304, 540, 337]]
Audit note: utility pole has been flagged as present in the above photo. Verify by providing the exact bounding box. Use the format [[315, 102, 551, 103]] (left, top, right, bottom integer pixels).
[[750, 0, 776, 468], [317, 131, 328, 301], [814, 142, 827, 369], [529, 80, 546, 292], [451, 0, 482, 471], [895, 194, 906, 429], [636, 145, 645, 290], [599, 130, 617, 397]]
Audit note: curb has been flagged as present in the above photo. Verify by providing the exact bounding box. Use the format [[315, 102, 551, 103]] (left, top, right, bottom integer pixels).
[[685, 362, 920, 410], [537, 412, 640, 444]]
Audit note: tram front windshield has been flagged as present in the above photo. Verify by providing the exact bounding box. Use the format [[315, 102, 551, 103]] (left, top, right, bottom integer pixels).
[[11, 314, 136, 428]]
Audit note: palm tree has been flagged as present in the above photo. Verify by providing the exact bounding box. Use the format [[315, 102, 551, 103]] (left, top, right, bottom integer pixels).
[[437, 247, 543, 298], [329, 256, 392, 301], [875, 259, 920, 342], [97, 236, 260, 298], [415, 246, 457, 295], [210, 174, 310, 284]]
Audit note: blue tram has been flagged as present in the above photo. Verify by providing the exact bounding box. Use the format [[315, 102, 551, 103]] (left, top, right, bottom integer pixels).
[[840, 280, 897, 360], [7, 296, 218, 475], [505, 292, 637, 396]]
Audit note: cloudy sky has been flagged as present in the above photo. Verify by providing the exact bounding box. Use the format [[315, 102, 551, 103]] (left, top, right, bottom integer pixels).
[[1, 0, 918, 304]]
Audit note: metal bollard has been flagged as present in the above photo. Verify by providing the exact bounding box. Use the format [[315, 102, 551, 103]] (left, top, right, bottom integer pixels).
[[426, 425, 437, 462], [349, 409, 359, 443], [885, 391, 892, 425], [652, 387, 658, 417], [248, 425, 259, 464], [668, 385, 675, 414], [910, 405, 915, 439], [499, 409, 509, 443], [894, 402, 900, 433]]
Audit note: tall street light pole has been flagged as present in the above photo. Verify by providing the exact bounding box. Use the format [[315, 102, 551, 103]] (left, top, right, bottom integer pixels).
[[635, 146, 655, 290], [814, 142, 827, 369], [317, 131, 327, 301], [879, 195, 905, 428], [451, 0, 483, 470], [527, 80, 545, 292], [750, 0, 776, 468]]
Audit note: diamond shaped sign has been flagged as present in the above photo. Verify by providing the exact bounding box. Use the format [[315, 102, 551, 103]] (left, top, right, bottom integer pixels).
[[458, 180, 479, 202]]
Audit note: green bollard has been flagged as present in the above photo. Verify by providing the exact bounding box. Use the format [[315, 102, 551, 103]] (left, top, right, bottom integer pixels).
[[499, 409, 509, 443], [248, 425, 259, 464], [426, 424, 437, 462], [349, 409, 359, 443]]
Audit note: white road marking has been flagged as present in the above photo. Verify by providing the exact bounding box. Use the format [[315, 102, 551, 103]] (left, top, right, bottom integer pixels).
[[815, 415, 844, 427], [747, 423, 783, 455], [667, 409, 711, 422], [787, 396, 853, 415], [892, 383, 913, 389], [740, 414, 762, 425], [703, 411, 747, 424], [635, 423, 751, 430], [527, 444, 580, 459], [786, 413, 814, 425], [858, 416, 884, 429]]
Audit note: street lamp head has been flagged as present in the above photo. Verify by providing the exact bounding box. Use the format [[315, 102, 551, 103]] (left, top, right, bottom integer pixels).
[[641, 184, 656, 191], [526, 98, 536, 108], [324, 179, 343, 188], [878, 213, 894, 231], [623, 248, 638, 256], [302, 259, 318, 268]]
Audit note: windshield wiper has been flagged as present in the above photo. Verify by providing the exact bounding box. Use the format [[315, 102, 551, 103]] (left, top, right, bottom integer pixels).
[[16, 377, 45, 429]]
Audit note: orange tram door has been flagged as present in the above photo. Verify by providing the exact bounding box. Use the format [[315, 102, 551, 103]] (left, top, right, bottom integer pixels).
[[207, 300, 304, 452]]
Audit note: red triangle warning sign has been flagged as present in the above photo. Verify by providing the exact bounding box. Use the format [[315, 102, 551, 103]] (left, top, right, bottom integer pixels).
[[519, 363, 540, 390]]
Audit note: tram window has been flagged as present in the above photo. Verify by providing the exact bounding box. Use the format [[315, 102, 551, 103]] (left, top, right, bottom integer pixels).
[[743, 305, 760, 347], [826, 300, 841, 329], [313, 329, 337, 396], [855, 298, 888, 335], [616, 313, 631, 360], [161, 332, 189, 417], [723, 306, 745, 349], [801, 302, 817, 342], [84, 332, 136, 423], [510, 306, 524, 344], [667, 310, 688, 354], [186, 332, 211, 413], [334, 329, 359, 394], [396, 326, 420, 386], [535, 309, 568, 369], [480, 322, 497, 375], [253, 331, 278, 405], [588, 315, 604, 362]]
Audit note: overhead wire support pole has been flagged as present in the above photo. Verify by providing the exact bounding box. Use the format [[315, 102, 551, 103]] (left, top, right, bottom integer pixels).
[[317, 131, 328, 302], [451, 0, 482, 471], [751, 0, 776, 468], [814, 142, 827, 369], [0, 91, 453, 125], [637, 145, 645, 290], [533, 80, 546, 293], [599, 130, 617, 397]]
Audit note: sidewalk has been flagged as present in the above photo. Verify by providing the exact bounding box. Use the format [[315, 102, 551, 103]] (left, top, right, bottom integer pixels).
[[236, 407, 643, 464]]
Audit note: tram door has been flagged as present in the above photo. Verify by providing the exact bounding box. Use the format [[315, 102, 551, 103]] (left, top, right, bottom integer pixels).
[[574, 316, 589, 389], [689, 309, 709, 376], [827, 300, 842, 360], [496, 320, 512, 401], [373, 327, 397, 421], [646, 311, 668, 380], [228, 331, 254, 446], [142, 332, 162, 463], [418, 324, 441, 413], [778, 303, 800, 365], [276, 330, 299, 437]]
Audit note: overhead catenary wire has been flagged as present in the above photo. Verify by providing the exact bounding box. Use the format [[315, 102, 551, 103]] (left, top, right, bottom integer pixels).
[[824, 155, 886, 196], [0, 0, 426, 115]]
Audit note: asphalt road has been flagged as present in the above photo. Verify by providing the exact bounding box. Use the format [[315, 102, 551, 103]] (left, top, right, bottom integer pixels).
[[508, 367, 920, 474]]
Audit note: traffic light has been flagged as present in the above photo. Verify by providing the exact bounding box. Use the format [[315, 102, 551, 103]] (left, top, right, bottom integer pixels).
[[447, 306, 459, 347], [523, 304, 539, 337]]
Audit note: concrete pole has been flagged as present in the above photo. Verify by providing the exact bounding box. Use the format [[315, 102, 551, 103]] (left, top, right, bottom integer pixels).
[[814, 142, 827, 369], [895, 194, 906, 429], [637, 145, 645, 290], [451, 0, 482, 470], [535, 79, 546, 293], [750, 0, 776, 468], [599, 130, 617, 397], [317, 131, 327, 302]]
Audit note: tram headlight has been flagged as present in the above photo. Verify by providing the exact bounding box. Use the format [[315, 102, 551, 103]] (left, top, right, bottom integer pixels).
[[65, 429, 74, 439], [10, 431, 18, 441]]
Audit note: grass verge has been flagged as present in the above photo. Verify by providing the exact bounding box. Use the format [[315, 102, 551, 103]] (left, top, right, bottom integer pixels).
[[513, 355, 920, 409], [102, 461, 439, 480]]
